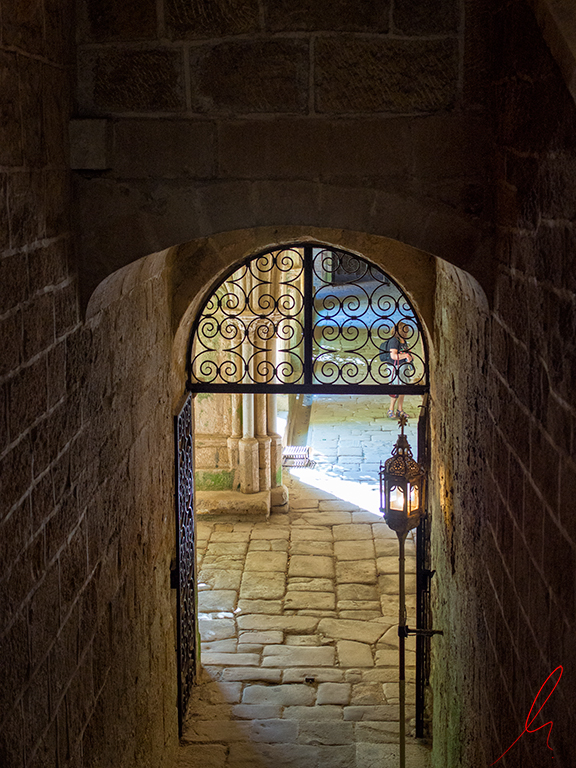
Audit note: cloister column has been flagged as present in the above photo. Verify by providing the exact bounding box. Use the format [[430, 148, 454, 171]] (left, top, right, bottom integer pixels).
[[239, 392, 259, 493], [227, 393, 242, 488]]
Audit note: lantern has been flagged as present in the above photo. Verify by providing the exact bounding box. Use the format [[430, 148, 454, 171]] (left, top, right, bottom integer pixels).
[[380, 414, 425, 537]]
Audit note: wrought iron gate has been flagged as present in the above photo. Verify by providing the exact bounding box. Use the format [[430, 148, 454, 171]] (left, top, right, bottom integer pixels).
[[174, 393, 197, 735]]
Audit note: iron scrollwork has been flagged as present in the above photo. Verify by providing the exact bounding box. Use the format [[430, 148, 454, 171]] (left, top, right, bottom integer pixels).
[[175, 393, 196, 733], [189, 245, 427, 393]]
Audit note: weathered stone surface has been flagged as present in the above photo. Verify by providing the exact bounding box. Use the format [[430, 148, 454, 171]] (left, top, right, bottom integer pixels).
[[284, 591, 335, 610], [315, 37, 458, 113], [242, 684, 315, 706], [282, 668, 344, 683], [266, 0, 389, 33], [262, 646, 336, 667], [87, 48, 185, 112], [393, 0, 458, 34], [83, 0, 157, 42], [239, 631, 283, 645], [237, 614, 319, 633], [333, 524, 372, 541], [198, 590, 237, 613], [301, 511, 352, 526], [251, 525, 290, 540], [232, 704, 281, 720], [351, 682, 385, 705], [201, 652, 260, 666], [198, 618, 236, 642], [343, 705, 400, 721], [334, 540, 375, 560], [177, 743, 227, 768], [337, 640, 374, 668], [244, 551, 288, 572], [336, 560, 377, 584], [298, 721, 355, 745], [290, 527, 333, 543], [290, 540, 333, 555], [354, 720, 399, 742], [166, 0, 259, 39], [250, 719, 298, 742], [190, 40, 309, 114], [283, 705, 343, 720], [237, 599, 283, 615], [222, 668, 282, 683], [318, 619, 385, 644], [289, 555, 334, 578], [240, 571, 285, 599], [316, 682, 351, 705], [182, 720, 250, 743], [337, 583, 379, 601], [287, 578, 334, 592]]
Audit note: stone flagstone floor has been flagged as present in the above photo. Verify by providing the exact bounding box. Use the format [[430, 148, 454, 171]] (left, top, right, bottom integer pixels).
[[177, 474, 430, 768]]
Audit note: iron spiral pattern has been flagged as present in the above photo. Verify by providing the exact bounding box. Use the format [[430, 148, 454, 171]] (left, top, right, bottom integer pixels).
[[191, 247, 305, 385], [175, 394, 196, 728], [311, 248, 425, 386], [190, 245, 427, 389]]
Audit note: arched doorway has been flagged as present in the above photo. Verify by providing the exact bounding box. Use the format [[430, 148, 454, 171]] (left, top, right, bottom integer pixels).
[[175, 243, 431, 734]]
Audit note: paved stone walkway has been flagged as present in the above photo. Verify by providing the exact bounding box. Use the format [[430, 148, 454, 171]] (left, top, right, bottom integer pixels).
[[176, 395, 430, 768]]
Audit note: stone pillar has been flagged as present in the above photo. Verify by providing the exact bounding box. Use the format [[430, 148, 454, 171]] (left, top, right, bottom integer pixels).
[[256, 394, 271, 492], [239, 392, 259, 492], [227, 393, 242, 488]]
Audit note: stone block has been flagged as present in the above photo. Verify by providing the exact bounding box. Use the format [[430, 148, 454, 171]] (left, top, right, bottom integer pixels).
[[237, 614, 319, 633], [318, 619, 385, 644], [291, 540, 333, 555], [334, 540, 375, 561], [284, 591, 335, 610], [244, 551, 288, 572], [85, 48, 185, 112], [0, 312, 22, 378], [283, 705, 343, 720], [337, 584, 379, 602], [201, 652, 260, 667], [242, 684, 315, 706], [316, 745, 356, 768], [240, 571, 285, 599], [183, 720, 250, 743], [83, 0, 157, 42], [262, 646, 335, 667], [166, 0, 259, 38], [198, 568, 242, 591], [333, 524, 372, 541], [283, 668, 344, 683], [190, 40, 308, 114], [0, 51, 22, 166], [222, 668, 282, 683], [344, 705, 400, 721], [250, 719, 298, 743], [250, 525, 290, 540], [336, 560, 377, 584], [267, 0, 389, 32], [239, 631, 283, 645], [198, 618, 236, 642], [301, 511, 352, 526], [393, 0, 458, 34], [289, 555, 334, 578], [351, 682, 385, 705], [315, 37, 458, 113], [298, 721, 354, 745], [198, 590, 237, 613], [290, 526, 332, 541], [316, 683, 351, 706], [232, 704, 282, 719], [337, 640, 374, 668], [8, 171, 44, 249], [237, 599, 283, 615], [229, 743, 320, 768]]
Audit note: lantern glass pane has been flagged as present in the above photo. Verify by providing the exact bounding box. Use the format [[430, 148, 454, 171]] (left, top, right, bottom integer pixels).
[[390, 485, 405, 511], [409, 483, 419, 512]]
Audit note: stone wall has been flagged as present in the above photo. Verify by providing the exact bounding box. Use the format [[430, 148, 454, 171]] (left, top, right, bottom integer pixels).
[[429, 3, 576, 766], [484, 1, 576, 765], [72, 0, 494, 304]]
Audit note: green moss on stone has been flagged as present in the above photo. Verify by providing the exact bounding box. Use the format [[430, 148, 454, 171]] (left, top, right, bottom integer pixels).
[[195, 470, 234, 491]]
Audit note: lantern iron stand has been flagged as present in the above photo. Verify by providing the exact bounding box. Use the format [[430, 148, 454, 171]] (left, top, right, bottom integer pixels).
[[379, 414, 443, 768]]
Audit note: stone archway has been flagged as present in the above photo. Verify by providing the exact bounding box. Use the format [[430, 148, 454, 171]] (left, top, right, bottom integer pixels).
[[170, 232, 436, 738]]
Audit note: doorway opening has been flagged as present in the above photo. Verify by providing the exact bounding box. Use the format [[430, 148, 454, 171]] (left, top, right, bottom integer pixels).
[[175, 244, 432, 765]]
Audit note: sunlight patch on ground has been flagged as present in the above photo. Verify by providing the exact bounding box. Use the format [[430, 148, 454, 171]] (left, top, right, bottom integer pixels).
[[290, 465, 384, 517]]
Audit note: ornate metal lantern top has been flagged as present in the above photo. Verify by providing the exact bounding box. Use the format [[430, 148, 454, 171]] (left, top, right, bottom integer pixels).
[[188, 244, 429, 396]]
